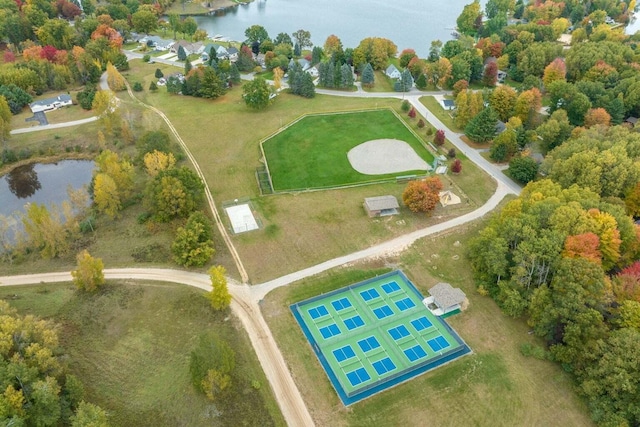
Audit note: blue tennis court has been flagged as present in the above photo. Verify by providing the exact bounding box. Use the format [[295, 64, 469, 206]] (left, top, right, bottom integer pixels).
[[360, 288, 380, 301], [346, 367, 371, 386], [381, 281, 401, 294], [404, 344, 428, 362], [373, 305, 394, 319], [411, 316, 433, 331], [427, 336, 450, 352], [358, 336, 380, 352], [332, 297, 352, 311], [344, 315, 365, 330], [395, 297, 416, 311], [372, 357, 396, 375], [333, 345, 356, 362], [319, 323, 341, 339], [309, 305, 329, 319], [290, 269, 471, 405], [388, 325, 410, 340]]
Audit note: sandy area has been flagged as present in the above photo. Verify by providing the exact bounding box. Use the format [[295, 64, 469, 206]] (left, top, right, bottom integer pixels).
[[347, 139, 432, 175]]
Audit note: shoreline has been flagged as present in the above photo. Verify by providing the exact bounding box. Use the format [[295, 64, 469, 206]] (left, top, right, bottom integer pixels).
[[167, 0, 254, 17]]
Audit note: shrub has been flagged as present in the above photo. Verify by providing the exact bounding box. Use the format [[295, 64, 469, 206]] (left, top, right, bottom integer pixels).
[[149, 81, 158, 91], [448, 148, 456, 158], [426, 127, 434, 136], [451, 158, 462, 173], [408, 107, 416, 118], [434, 129, 445, 146], [143, 54, 150, 63], [133, 82, 143, 92], [417, 119, 425, 128], [155, 68, 164, 78], [401, 100, 410, 112]]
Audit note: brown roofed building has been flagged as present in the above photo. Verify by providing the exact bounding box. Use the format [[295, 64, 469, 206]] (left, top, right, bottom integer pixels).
[[363, 195, 400, 217]]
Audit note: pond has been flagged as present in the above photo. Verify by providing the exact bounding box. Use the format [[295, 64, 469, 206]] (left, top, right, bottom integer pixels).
[[193, 0, 487, 57], [0, 160, 94, 236]]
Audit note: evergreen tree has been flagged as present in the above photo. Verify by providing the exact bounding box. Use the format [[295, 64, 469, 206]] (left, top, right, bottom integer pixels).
[[415, 73, 428, 90], [155, 68, 164, 79], [311, 46, 323, 64], [465, 106, 499, 143], [325, 61, 335, 88], [184, 58, 192, 74], [177, 45, 187, 61], [340, 63, 354, 88], [299, 72, 315, 98], [229, 63, 241, 83], [361, 63, 375, 87], [293, 42, 301, 57], [607, 94, 624, 125]]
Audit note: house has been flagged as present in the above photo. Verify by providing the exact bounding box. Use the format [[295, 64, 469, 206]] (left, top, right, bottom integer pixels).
[[363, 195, 400, 217], [441, 99, 455, 111], [423, 282, 467, 316], [307, 65, 319, 78], [496, 120, 507, 134], [497, 70, 507, 83], [227, 47, 239, 62], [29, 94, 72, 113], [140, 35, 173, 51], [385, 64, 401, 79], [171, 40, 205, 56]]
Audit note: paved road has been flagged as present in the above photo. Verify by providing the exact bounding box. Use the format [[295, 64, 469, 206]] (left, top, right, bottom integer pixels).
[[10, 116, 98, 134]]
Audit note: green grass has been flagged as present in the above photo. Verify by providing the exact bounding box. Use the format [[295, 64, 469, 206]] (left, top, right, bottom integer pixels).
[[0, 282, 285, 427], [362, 71, 395, 92], [262, 110, 435, 191], [419, 96, 461, 132], [261, 213, 594, 427]]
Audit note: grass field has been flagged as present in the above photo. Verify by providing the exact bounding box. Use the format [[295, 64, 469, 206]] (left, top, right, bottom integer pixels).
[[0, 281, 285, 427], [262, 110, 435, 191], [119, 60, 496, 282], [261, 212, 594, 427], [419, 96, 461, 132]]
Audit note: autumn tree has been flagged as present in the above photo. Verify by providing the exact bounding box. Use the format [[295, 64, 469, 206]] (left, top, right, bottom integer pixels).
[[145, 167, 205, 222], [243, 77, 272, 110], [562, 233, 602, 264], [490, 129, 518, 162], [93, 173, 120, 218], [172, 211, 215, 267], [583, 108, 611, 128], [457, 1, 483, 35], [483, 61, 498, 87], [543, 57, 566, 89], [91, 90, 120, 135], [514, 87, 542, 128], [93, 149, 134, 217], [0, 95, 11, 148], [71, 401, 109, 427], [434, 129, 446, 146], [402, 177, 443, 214], [20, 202, 73, 259], [72, 249, 105, 292], [208, 265, 231, 310], [451, 158, 462, 173], [324, 34, 343, 60], [489, 85, 517, 122], [144, 150, 176, 177]]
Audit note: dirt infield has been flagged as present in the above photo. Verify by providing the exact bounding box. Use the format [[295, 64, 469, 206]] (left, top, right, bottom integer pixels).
[[347, 139, 432, 175]]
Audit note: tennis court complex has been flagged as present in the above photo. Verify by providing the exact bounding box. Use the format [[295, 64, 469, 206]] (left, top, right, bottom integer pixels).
[[290, 270, 471, 405]]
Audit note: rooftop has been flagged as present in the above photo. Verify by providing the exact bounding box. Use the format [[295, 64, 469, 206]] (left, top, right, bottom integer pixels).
[[364, 195, 399, 211], [428, 283, 466, 309]]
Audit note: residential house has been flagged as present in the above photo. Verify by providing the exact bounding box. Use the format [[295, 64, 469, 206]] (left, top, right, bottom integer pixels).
[[385, 64, 401, 79], [140, 35, 173, 51], [171, 40, 205, 56], [441, 99, 455, 111], [29, 94, 72, 113], [227, 47, 239, 62]]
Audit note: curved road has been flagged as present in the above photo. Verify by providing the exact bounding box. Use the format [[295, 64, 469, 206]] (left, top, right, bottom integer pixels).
[[4, 66, 522, 426]]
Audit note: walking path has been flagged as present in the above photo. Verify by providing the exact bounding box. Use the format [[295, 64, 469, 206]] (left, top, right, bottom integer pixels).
[[4, 63, 524, 426]]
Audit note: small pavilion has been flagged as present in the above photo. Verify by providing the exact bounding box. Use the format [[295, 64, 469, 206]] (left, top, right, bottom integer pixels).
[[423, 282, 467, 316]]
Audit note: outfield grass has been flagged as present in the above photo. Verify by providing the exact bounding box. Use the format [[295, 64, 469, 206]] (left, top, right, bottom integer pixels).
[[0, 282, 285, 427], [120, 60, 496, 282], [261, 212, 594, 427], [262, 110, 435, 191]]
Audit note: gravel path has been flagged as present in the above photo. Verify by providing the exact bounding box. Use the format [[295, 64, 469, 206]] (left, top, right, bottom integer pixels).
[[347, 139, 431, 174]]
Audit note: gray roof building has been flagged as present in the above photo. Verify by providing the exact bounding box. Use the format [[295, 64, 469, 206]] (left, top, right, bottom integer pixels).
[[428, 283, 466, 312], [363, 195, 400, 217]]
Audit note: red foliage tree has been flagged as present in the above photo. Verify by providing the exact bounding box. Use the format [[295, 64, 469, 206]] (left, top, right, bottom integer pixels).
[[3, 51, 16, 63], [615, 261, 640, 302], [408, 107, 416, 118], [452, 79, 468, 97], [451, 158, 462, 173], [434, 129, 445, 146], [562, 233, 602, 264], [40, 45, 58, 62], [399, 49, 417, 68], [402, 177, 443, 214], [483, 62, 498, 87]]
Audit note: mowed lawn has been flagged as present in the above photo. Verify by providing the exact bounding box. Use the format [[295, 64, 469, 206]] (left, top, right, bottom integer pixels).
[[263, 110, 435, 191], [261, 213, 593, 427], [0, 282, 285, 427]]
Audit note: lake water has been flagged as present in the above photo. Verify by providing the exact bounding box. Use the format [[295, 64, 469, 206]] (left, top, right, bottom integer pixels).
[[194, 0, 486, 57], [0, 160, 94, 233]]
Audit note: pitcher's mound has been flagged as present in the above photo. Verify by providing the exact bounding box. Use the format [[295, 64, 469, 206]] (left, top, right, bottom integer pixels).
[[347, 139, 432, 175]]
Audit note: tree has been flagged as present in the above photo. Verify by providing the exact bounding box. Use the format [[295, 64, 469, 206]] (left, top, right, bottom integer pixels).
[[243, 77, 271, 110], [0, 95, 11, 147], [155, 68, 164, 79], [402, 177, 443, 214], [182, 17, 197, 40], [275, 32, 292, 46], [399, 49, 417, 68], [434, 129, 445, 146], [0, 84, 33, 115], [72, 249, 105, 292], [483, 61, 497, 87], [451, 158, 462, 173], [93, 173, 121, 218], [292, 29, 312, 50], [509, 156, 538, 183], [21, 202, 72, 259], [489, 85, 516, 122], [361, 63, 375, 87], [583, 108, 611, 128], [514, 88, 542, 128], [71, 401, 109, 427], [324, 34, 343, 61], [273, 67, 284, 90], [172, 211, 215, 267], [395, 69, 413, 92], [208, 265, 231, 310], [144, 150, 176, 177], [168, 13, 181, 39], [543, 57, 566, 89], [149, 81, 158, 92], [177, 45, 187, 61], [457, 1, 483, 36], [184, 58, 192, 74], [37, 18, 75, 49], [244, 25, 269, 44], [106, 62, 125, 91], [490, 129, 518, 162], [145, 167, 205, 222], [137, 130, 172, 158], [563, 233, 602, 264], [465, 106, 498, 143], [92, 90, 119, 135], [131, 9, 157, 34]]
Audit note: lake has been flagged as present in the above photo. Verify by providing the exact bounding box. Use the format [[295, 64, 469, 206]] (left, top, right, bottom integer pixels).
[[194, 0, 487, 57], [0, 160, 94, 237]]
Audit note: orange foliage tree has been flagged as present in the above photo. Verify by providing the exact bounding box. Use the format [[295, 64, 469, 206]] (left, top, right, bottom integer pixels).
[[584, 108, 611, 128], [402, 177, 443, 214], [562, 232, 602, 264]]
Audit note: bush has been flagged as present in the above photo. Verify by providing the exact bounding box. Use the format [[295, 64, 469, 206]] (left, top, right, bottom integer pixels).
[[426, 127, 434, 136], [76, 85, 96, 110], [417, 119, 425, 128], [133, 82, 143, 92], [408, 107, 416, 118], [509, 156, 538, 183], [143, 54, 150, 62], [434, 129, 445, 146], [448, 148, 456, 158], [155, 68, 164, 78], [451, 158, 462, 173], [149, 81, 158, 91], [401, 100, 410, 112], [520, 342, 548, 360]]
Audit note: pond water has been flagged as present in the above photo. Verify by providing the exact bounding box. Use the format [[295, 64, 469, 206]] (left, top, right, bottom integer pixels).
[[0, 160, 94, 225], [193, 0, 486, 57]]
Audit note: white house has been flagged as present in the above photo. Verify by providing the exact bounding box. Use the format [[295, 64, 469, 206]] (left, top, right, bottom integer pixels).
[[29, 94, 72, 113], [307, 65, 319, 78], [441, 99, 456, 111], [171, 40, 205, 56], [385, 64, 401, 79], [140, 35, 173, 51]]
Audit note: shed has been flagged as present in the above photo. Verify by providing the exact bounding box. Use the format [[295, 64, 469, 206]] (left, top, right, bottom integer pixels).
[[363, 195, 399, 217], [424, 282, 466, 316], [441, 99, 455, 110], [29, 94, 72, 113]]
